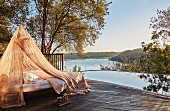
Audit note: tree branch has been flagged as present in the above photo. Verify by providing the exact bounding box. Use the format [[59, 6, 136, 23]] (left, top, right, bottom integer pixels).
[[46, 0, 73, 53], [33, 0, 41, 13]]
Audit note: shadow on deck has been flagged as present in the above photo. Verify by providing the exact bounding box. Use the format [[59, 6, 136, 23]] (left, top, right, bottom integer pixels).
[[2, 80, 170, 111]]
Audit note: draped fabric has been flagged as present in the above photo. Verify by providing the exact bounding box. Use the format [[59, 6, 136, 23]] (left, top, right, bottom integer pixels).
[[0, 25, 90, 108]]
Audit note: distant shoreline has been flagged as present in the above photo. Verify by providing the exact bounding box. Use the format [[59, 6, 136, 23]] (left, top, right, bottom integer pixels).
[[64, 57, 111, 61], [64, 52, 119, 60]]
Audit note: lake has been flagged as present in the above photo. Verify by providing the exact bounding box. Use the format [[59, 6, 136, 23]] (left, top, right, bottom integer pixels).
[[65, 59, 170, 95], [64, 59, 115, 71]]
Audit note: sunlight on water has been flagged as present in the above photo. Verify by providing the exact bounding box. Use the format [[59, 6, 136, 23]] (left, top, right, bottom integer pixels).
[[64, 59, 115, 71]]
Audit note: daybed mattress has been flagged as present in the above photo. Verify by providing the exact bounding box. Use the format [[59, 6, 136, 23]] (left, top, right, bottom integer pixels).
[[23, 79, 52, 92]]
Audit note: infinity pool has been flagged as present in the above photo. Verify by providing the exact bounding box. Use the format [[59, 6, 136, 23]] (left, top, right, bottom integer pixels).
[[84, 71, 170, 95]]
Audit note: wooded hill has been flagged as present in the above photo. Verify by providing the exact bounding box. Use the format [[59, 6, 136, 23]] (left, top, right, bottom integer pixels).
[[110, 48, 147, 62], [64, 49, 147, 60], [64, 52, 119, 60]]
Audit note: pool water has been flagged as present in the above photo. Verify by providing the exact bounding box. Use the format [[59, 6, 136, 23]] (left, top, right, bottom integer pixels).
[[84, 71, 170, 95], [65, 59, 170, 95]]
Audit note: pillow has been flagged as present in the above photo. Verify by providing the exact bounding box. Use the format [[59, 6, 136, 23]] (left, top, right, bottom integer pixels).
[[23, 72, 39, 84], [28, 70, 53, 79]]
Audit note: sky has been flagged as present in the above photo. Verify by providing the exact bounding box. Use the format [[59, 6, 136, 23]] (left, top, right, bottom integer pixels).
[[85, 0, 170, 52]]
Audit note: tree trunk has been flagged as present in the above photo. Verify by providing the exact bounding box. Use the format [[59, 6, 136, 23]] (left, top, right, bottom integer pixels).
[[46, 42, 52, 54], [41, 0, 48, 54]]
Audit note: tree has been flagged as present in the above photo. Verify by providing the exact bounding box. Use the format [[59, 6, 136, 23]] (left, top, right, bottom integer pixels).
[[0, 0, 13, 43], [117, 7, 170, 74], [142, 6, 170, 74], [0, 0, 30, 52], [27, 0, 111, 56], [149, 7, 170, 45]]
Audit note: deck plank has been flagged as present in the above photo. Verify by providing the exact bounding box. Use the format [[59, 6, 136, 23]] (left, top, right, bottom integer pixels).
[[2, 80, 170, 111]]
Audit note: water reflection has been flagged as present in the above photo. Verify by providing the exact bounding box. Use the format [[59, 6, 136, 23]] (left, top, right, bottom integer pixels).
[[139, 74, 170, 94], [84, 71, 170, 95]]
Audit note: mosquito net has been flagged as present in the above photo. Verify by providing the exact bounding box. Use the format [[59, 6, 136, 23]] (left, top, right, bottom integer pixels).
[[0, 25, 90, 108]]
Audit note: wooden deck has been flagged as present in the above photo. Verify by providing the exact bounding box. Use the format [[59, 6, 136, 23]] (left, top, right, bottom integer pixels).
[[2, 80, 170, 111]]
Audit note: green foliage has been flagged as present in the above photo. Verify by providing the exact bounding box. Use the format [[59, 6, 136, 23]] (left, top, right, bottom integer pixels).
[[100, 65, 112, 70], [65, 52, 119, 60], [149, 7, 170, 44], [26, 0, 111, 56], [0, 1, 12, 44], [118, 7, 170, 75], [118, 46, 170, 74], [100, 62, 118, 71], [141, 44, 170, 74], [72, 65, 81, 72], [110, 48, 147, 63], [0, 0, 111, 57], [140, 74, 170, 93], [140, 7, 170, 75], [0, 0, 30, 51]]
